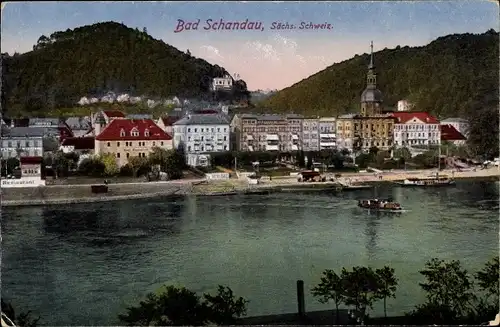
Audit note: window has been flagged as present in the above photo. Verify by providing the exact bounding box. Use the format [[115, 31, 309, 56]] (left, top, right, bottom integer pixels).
[[194, 128, 197, 133], [117, 142, 120, 147], [153, 142, 156, 146], [131, 128, 139, 137], [144, 129, 150, 137], [116, 153, 121, 158], [120, 129, 126, 137], [107, 142, 111, 147], [126, 153, 130, 158], [201, 136, 204, 141], [223, 136, 227, 141], [224, 145, 227, 151], [217, 128, 220, 132], [161, 142, 164, 146], [201, 128, 204, 132], [188, 146, 192, 151], [188, 128, 191, 132]]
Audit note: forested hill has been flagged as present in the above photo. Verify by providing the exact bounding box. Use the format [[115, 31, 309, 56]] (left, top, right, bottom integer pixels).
[[261, 29, 499, 119], [1, 21, 248, 114]]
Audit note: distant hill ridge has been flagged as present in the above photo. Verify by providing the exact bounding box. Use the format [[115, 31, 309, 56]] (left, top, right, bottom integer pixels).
[[1, 21, 249, 114], [261, 29, 499, 119]]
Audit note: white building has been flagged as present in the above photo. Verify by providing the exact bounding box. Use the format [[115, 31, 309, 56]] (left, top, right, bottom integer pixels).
[[392, 112, 441, 148], [397, 100, 414, 112], [172, 113, 231, 166], [440, 118, 469, 145], [211, 75, 233, 91], [302, 118, 319, 151], [319, 117, 336, 150]]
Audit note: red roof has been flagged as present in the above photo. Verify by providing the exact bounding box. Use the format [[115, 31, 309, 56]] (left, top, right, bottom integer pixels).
[[103, 110, 126, 118], [61, 137, 95, 150], [160, 116, 180, 126], [391, 112, 439, 124], [20, 156, 43, 164], [441, 124, 466, 141], [96, 119, 172, 141]]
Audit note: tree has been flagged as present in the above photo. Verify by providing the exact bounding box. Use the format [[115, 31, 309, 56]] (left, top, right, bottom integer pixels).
[[414, 258, 475, 322], [127, 156, 150, 178], [341, 266, 380, 320], [295, 150, 305, 168], [311, 269, 346, 323], [99, 153, 119, 176], [467, 107, 499, 159], [148, 147, 169, 170], [118, 285, 248, 326], [53, 150, 70, 178], [374, 266, 398, 318], [306, 152, 313, 170], [78, 157, 106, 177], [475, 256, 499, 302], [340, 267, 379, 318], [203, 285, 249, 325], [164, 149, 185, 180], [393, 147, 412, 161], [1, 299, 40, 327]]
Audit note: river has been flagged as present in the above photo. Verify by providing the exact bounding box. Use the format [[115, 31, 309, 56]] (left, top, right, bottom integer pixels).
[[2, 180, 498, 325]]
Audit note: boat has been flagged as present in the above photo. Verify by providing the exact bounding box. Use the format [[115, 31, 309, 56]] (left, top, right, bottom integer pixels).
[[395, 175, 455, 187], [358, 198, 403, 211]]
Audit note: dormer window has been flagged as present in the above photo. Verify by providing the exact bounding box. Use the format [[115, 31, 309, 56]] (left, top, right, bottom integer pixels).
[[120, 129, 126, 137], [130, 128, 139, 137], [144, 129, 150, 137]]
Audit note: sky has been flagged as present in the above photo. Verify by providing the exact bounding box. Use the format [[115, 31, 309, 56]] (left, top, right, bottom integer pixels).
[[1, 1, 498, 91]]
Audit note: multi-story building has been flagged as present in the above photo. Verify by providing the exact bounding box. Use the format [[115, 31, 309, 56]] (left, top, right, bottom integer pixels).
[[336, 114, 357, 151], [1, 127, 45, 159], [319, 117, 336, 150], [356, 42, 395, 151], [440, 118, 469, 145], [94, 115, 173, 167], [302, 118, 319, 151], [156, 116, 180, 137], [90, 110, 126, 133], [397, 100, 414, 112], [65, 116, 92, 137], [211, 75, 233, 91], [231, 114, 303, 152], [391, 112, 441, 148], [172, 113, 231, 153]]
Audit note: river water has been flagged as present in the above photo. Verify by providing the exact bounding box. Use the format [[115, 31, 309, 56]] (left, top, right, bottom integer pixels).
[[2, 180, 499, 325]]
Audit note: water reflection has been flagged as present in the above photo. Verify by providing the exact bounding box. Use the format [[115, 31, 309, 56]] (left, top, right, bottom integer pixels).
[[41, 199, 186, 247]]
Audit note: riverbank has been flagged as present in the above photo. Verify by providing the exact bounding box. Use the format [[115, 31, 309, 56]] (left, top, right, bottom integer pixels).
[[0, 181, 195, 207], [2, 168, 498, 207]]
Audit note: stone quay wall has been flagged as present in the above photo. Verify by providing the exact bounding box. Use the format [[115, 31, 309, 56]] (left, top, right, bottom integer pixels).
[[1, 182, 192, 206]]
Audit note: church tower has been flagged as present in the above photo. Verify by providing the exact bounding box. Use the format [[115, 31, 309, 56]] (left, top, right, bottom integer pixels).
[[360, 41, 383, 117]]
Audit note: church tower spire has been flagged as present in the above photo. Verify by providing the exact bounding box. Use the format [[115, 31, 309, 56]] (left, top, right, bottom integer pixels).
[[366, 41, 377, 88]]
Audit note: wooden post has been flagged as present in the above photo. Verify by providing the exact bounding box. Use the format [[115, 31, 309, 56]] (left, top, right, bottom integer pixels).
[[297, 280, 305, 317]]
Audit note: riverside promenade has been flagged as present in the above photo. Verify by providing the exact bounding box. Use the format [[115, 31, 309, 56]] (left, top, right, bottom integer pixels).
[[2, 167, 498, 207]]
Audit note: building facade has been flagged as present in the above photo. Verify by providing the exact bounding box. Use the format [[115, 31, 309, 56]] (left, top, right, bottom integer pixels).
[[231, 114, 303, 152], [156, 116, 180, 137], [336, 114, 357, 151], [172, 113, 231, 153], [397, 100, 414, 112], [211, 75, 233, 91], [319, 117, 336, 150], [356, 42, 395, 151], [1, 127, 45, 159], [94, 115, 173, 167], [392, 112, 441, 148], [302, 118, 319, 151]]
